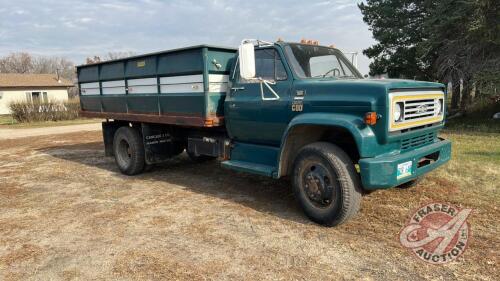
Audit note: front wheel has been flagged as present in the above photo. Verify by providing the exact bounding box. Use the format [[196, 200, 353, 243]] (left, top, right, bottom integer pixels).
[[292, 142, 362, 226]]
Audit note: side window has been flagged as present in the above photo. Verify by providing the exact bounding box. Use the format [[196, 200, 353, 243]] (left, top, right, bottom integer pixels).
[[255, 49, 275, 80], [238, 48, 287, 83]]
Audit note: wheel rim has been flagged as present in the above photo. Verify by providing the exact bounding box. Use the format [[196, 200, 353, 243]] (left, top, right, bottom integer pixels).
[[301, 161, 336, 208], [117, 139, 132, 165]]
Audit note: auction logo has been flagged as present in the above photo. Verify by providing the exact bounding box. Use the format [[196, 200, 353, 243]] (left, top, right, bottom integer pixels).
[[399, 202, 472, 264]]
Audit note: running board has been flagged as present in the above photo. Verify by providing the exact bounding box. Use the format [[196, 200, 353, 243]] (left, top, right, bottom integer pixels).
[[221, 160, 275, 177]]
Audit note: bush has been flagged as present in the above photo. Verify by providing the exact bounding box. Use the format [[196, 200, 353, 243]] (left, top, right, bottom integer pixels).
[[9, 99, 80, 123]]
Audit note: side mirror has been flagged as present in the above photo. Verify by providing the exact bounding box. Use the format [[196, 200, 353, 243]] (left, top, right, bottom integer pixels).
[[239, 42, 255, 80]]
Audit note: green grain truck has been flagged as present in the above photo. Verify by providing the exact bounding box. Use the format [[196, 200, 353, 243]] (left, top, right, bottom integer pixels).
[[77, 39, 451, 226]]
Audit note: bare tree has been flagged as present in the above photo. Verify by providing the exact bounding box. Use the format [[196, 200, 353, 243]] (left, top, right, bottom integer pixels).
[[32, 56, 75, 80], [0, 52, 75, 81], [85, 56, 101, 64], [85, 51, 136, 64], [0, 53, 33, 73], [105, 51, 136, 60]]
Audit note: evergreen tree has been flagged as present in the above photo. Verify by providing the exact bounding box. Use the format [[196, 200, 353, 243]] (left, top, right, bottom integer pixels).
[[358, 0, 436, 79], [360, 0, 500, 112]]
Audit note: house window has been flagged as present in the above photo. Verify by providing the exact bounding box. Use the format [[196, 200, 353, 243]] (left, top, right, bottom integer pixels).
[[25, 91, 48, 103], [31, 92, 41, 103]]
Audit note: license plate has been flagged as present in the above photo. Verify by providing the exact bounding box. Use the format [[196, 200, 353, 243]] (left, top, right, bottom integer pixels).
[[397, 161, 413, 179]]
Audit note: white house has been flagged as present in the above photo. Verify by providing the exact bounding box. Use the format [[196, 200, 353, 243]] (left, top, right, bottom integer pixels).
[[0, 73, 73, 114]]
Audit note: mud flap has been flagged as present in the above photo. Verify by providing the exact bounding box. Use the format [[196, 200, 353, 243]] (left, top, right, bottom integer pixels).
[[141, 123, 183, 164]]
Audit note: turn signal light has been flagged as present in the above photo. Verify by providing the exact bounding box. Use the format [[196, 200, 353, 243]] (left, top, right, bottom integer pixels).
[[364, 112, 378, 125]]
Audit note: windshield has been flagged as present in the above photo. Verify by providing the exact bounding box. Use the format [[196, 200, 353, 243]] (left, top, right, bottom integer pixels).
[[284, 44, 361, 79]]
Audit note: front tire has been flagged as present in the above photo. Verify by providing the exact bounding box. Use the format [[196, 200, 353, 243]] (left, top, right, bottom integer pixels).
[[113, 126, 145, 175], [292, 142, 362, 226]]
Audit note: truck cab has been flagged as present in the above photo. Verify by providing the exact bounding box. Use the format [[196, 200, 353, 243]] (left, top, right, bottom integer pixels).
[[78, 39, 451, 226]]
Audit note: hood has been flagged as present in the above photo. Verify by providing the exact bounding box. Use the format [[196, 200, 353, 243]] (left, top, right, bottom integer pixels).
[[360, 78, 444, 90], [293, 78, 445, 110]]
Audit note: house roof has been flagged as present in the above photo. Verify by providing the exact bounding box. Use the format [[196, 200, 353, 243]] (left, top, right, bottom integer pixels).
[[0, 73, 73, 88]]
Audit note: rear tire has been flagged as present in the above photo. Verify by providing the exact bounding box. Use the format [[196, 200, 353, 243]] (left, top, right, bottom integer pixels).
[[113, 126, 145, 175], [292, 142, 362, 226]]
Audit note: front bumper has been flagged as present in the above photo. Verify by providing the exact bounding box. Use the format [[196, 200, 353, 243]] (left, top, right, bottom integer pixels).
[[359, 138, 451, 190]]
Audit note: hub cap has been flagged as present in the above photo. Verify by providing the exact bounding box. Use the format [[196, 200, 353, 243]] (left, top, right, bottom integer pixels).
[[302, 163, 335, 208], [117, 139, 132, 165]]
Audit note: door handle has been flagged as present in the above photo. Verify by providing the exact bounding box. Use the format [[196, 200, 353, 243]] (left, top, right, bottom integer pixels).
[[229, 103, 237, 108], [231, 86, 245, 91]]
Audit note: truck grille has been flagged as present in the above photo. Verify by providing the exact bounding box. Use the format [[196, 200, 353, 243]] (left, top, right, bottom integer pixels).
[[401, 132, 436, 151], [403, 99, 437, 121], [389, 90, 445, 132]]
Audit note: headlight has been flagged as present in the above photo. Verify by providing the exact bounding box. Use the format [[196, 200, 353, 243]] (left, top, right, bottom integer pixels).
[[436, 99, 443, 115], [394, 102, 403, 122]]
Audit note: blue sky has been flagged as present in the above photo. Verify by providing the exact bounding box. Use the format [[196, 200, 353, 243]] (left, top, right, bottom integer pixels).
[[0, 0, 375, 74]]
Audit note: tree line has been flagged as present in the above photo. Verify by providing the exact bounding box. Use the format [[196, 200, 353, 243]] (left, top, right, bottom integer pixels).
[[359, 0, 499, 113], [0, 52, 136, 98], [0, 52, 136, 82], [0, 53, 75, 81]]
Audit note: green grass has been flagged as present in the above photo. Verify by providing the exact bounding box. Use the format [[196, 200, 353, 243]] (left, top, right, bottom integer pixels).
[[445, 116, 500, 133], [442, 131, 500, 163], [438, 104, 500, 203], [0, 115, 102, 128], [444, 99, 500, 133], [437, 131, 500, 202], [0, 115, 17, 125]]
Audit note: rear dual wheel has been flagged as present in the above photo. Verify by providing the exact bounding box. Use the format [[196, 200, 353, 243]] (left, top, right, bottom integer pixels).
[[113, 126, 145, 175], [292, 142, 362, 226]]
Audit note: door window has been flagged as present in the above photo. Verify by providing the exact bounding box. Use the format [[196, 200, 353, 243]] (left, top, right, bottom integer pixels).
[[239, 49, 287, 83]]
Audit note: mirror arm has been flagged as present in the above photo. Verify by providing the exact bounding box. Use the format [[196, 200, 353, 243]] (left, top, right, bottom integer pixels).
[[258, 77, 280, 100], [241, 39, 274, 47]]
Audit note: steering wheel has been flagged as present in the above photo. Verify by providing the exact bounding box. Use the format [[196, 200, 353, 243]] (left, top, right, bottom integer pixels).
[[322, 68, 341, 78]]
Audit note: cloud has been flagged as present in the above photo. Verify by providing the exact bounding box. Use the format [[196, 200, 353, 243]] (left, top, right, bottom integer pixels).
[[12, 9, 28, 15], [0, 0, 374, 74]]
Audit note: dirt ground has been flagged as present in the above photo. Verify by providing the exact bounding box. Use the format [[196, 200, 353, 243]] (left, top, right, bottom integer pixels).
[[0, 123, 101, 140], [0, 129, 498, 280]]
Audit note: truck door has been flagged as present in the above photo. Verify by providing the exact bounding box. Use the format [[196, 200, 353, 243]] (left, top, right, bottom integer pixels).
[[225, 47, 291, 146]]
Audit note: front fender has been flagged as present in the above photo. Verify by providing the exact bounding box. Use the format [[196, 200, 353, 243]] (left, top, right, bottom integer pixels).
[[276, 112, 379, 177]]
